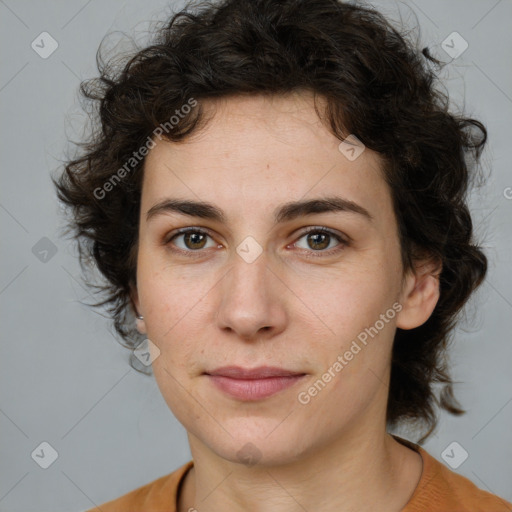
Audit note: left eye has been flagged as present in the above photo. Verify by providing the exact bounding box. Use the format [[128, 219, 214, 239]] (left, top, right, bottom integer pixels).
[[293, 228, 346, 253]]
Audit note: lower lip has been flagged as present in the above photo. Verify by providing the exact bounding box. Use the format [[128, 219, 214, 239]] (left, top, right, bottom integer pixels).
[[206, 374, 306, 400]]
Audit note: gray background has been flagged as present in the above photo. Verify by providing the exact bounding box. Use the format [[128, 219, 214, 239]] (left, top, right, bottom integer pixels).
[[0, 0, 511, 510]]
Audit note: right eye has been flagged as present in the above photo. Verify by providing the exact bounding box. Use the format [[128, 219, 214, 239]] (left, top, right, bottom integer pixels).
[[165, 228, 219, 254]]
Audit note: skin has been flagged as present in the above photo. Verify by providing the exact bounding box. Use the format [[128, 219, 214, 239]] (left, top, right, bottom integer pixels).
[[131, 91, 441, 512]]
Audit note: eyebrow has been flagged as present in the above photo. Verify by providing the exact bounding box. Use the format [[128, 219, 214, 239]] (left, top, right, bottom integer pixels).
[[146, 196, 373, 225]]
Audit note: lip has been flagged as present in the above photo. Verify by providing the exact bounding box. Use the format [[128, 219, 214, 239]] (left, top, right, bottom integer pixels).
[[204, 366, 306, 401], [206, 365, 305, 379]]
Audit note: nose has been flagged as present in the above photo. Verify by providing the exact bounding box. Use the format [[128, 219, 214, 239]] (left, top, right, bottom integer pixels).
[[215, 248, 288, 342]]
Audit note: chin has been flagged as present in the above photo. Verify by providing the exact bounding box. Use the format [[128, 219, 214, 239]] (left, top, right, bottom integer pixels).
[[191, 419, 314, 468], [215, 439, 307, 468]]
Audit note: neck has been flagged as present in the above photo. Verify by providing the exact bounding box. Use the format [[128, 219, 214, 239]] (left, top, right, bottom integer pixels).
[[178, 426, 422, 512]]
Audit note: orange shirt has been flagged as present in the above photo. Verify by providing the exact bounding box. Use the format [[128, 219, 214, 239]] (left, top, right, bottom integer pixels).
[[86, 436, 512, 511]]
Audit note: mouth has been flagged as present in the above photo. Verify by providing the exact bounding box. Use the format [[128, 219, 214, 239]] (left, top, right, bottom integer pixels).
[[204, 366, 307, 401]]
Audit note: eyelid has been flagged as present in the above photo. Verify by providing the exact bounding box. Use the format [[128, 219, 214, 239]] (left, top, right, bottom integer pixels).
[[297, 225, 350, 244], [163, 226, 214, 245]]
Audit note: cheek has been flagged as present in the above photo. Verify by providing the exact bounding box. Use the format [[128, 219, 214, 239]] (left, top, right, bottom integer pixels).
[[150, 361, 206, 441], [142, 274, 209, 426], [138, 258, 209, 333], [300, 270, 398, 389], [294, 298, 397, 434], [302, 265, 395, 336]]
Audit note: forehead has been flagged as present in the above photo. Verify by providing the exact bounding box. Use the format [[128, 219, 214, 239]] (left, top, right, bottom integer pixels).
[[140, 93, 392, 227]]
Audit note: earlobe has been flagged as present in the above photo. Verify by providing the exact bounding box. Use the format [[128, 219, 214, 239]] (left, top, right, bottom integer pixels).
[[130, 283, 147, 334], [135, 315, 147, 334], [396, 258, 442, 330]]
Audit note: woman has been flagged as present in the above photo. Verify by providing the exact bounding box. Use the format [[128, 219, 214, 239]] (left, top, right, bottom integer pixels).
[[53, 0, 512, 510]]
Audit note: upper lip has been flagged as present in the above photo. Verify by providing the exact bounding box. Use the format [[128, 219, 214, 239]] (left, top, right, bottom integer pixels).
[[205, 366, 305, 379]]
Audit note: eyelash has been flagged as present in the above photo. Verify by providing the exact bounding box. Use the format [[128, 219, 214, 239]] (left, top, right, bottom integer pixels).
[[163, 226, 348, 258]]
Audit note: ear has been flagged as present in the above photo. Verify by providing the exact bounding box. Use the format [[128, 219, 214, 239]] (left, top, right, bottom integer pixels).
[[396, 254, 442, 330], [130, 282, 147, 334]]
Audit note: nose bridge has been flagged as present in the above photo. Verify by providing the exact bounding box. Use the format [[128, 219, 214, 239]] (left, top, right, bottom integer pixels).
[[215, 239, 286, 337], [225, 242, 272, 305]]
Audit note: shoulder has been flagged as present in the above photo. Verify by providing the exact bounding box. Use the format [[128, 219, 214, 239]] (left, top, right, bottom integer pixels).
[[395, 437, 512, 512], [83, 460, 193, 512]]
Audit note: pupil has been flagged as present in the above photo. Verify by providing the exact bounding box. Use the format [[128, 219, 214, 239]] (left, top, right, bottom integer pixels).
[[309, 233, 329, 250], [186, 232, 206, 249]]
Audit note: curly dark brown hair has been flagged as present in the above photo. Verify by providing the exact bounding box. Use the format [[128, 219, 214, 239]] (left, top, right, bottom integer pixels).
[[52, 0, 488, 441]]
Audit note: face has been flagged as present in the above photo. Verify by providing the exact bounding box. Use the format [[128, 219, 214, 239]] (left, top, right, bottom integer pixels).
[[132, 92, 438, 467]]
